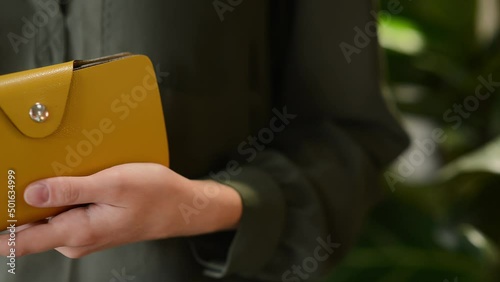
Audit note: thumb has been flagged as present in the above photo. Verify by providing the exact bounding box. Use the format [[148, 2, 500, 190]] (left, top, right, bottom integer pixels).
[[24, 176, 101, 207]]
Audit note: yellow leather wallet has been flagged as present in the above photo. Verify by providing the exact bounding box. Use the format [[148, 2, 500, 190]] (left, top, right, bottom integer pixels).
[[0, 53, 169, 230]]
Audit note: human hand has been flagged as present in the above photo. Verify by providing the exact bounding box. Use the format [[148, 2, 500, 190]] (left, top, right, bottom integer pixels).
[[0, 163, 242, 258]]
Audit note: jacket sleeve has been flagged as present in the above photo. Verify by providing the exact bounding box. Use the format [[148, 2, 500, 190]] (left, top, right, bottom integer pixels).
[[191, 0, 410, 280]]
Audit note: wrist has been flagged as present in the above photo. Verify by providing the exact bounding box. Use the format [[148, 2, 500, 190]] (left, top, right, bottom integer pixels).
[[180, 179, 243, 236]]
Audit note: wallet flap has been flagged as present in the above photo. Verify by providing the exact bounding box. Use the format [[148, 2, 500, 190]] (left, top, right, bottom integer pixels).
[[0, 62, 74, 138]]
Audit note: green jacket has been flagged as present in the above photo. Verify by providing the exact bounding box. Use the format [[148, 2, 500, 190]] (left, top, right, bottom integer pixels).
[[0, 1, 409, 281]]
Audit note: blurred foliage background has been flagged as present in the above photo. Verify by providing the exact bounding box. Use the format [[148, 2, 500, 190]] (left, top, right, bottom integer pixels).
[[328, 0, 500, 281]]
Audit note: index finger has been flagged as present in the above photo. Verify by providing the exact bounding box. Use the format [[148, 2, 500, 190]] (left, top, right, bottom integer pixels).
[[0, 207, 93, 257]]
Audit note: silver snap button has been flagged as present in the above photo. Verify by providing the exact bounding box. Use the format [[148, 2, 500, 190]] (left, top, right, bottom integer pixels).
[[29, 103, 49, 123]]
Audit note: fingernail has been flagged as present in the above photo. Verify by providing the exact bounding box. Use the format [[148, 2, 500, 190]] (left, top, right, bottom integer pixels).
[[24, 184, 49, 206]]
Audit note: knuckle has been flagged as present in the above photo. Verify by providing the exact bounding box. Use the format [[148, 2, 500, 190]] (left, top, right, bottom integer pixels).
[[60, 180, 80, 204], [62, 208, 97, 247], [109, 170, 126, 190], [69, 229, 97, 247], [102, 169, 127, 199]]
